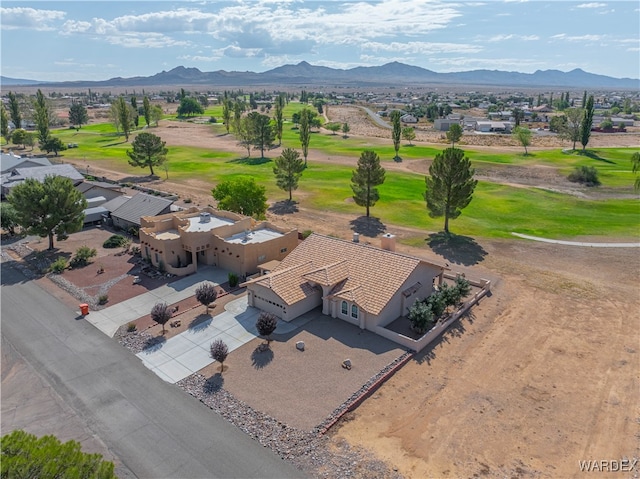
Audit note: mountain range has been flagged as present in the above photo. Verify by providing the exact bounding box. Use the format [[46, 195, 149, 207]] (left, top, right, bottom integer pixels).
[[2, 61, 638, 89]]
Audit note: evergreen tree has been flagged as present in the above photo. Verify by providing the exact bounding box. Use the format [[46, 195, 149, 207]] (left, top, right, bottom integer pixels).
[[351, 150, 386, 217], [142, 95, 152, 127], [69, 102, 89, 131], [274, 93, 285, 145], [446, 123, 463, 148], [9, 176, 87, 250], [126, 132, 168, 176], [0, 103, 9, 144], [33, 89, 50, 146], [273, 147, 305, 201], [116, 96, 133, 140], [299, 108, 312, 166], [581, 95, 595, 151], [424, 147, 477, 233], [1, 430, 116, 479], [390, 110, 401, 160], [247, 112, 275, 158], [222, 94, 231, 134], [7, 91, 22, 129]]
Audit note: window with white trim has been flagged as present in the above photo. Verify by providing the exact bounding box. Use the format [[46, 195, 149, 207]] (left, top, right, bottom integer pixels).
[[351, 304, 358, 319], [341, 301, 348, 315]]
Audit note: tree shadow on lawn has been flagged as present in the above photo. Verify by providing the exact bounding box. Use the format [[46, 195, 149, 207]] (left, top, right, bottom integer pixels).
[[349, 216, 386, 238], [578, 150, 615, 164], [188, 313, 212, 332], [203, 373, 224, 394], [268, 200, 299, 215], [251, 344, 274, 369], [227, 156, 272, 165], [427, 232, 488, 266]]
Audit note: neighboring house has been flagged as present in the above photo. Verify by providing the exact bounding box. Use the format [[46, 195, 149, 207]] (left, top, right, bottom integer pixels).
[[110, 192, 174, 232], [533, 104, 553, 113], [139, 206, 299, 277], [1, 164, 84, 198], [76, 180, 124, 202], [400, 114, 418, 124], [475, 121, 512, 133], [434, 118, 462, 132], [243, 233, 447, 331], [1, 152, 51, 174]]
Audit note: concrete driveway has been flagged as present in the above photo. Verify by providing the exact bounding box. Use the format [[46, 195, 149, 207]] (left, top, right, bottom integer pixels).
[[137, 297, 259, 383], [136, 297, 303, 383], [85, 266, 229, 337]]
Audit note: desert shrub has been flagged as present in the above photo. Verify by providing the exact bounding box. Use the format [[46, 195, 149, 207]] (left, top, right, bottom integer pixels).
[[228, 272, 239, 288], [130, 245, 140, 255], [407, 300, 435, 334], [256, 311, 278, 344], [126, 322, 137, 332], [568, 166, 601, 186], [426, 290, 447, 318], [184, 198, 192, 204], [103, 234, 128, 248], [70, 246, 97, 267], [301, 229, 313, 239], [98, 294, 109, 305], [49, 257, 68, 274], [195, 282, 218, 312], [210, 339, 229, 372], [454, 275, 472, 301], [209, 116, 217, 123]]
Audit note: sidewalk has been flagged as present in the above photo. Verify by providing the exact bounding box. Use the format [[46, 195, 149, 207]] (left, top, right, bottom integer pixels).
[[84, 266, 229, 337]]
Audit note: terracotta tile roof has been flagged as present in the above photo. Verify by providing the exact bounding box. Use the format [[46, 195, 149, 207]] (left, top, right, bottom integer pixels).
[[246, 262, 319, 305], [267, 233, 445, 315], [302, 260, 349, 286]]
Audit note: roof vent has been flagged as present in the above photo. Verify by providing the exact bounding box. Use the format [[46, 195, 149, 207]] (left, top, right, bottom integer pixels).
[[199, 212, 211, 223], [381, 233, 396, 252], [353, 232, 359, 243]]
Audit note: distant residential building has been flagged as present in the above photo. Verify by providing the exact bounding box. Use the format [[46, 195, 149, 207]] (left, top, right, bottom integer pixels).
[[1, 164, 84, 197]]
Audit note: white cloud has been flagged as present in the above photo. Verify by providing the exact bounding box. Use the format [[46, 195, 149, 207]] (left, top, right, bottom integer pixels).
[[487, 34, 539, 42], [0, 7, 65, 31], [550, 33, 603, 42], [576, 3, 606, 8], [431, 56, 543, 72], [363, 41, 483, 54]]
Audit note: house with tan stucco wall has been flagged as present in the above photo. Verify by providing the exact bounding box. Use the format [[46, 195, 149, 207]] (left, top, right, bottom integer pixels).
[[242, 233, 448, 333], [139, 207, 298, 277]]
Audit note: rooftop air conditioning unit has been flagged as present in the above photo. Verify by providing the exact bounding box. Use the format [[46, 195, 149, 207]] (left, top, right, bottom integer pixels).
[[199, 212, 211, 223]]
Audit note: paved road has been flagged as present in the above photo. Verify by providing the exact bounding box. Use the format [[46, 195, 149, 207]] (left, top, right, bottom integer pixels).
[[1, 262, 306, 479], [358, 106, 391, 129]]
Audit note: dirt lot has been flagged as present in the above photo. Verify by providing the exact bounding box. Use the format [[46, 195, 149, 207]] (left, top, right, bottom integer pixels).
[[331, 240, 639, 478]]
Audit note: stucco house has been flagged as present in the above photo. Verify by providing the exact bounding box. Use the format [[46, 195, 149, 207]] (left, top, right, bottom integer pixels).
[[139, 206, 299, 277], [243, 233, 448, 332]]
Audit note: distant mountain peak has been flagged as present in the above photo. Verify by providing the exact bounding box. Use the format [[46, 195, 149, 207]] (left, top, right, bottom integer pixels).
[[2, 61, 636, 89]]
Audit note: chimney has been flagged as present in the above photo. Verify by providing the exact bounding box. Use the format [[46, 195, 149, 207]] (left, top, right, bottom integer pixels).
[[381, 233, 396, 252], [352, 232, 359, 243]]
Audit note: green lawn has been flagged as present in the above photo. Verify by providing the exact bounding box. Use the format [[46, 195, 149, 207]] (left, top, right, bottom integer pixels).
[[47, 121, 639, 240]]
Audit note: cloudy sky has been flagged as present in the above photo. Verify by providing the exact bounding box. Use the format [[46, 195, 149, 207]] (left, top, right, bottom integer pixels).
[[1, 1, 638, 82]]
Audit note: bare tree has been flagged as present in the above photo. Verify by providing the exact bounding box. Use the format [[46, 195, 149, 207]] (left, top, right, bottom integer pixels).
[[210, 339, 229, 373], [195, 282, 218, 313], [151, 302, 172, 335]]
